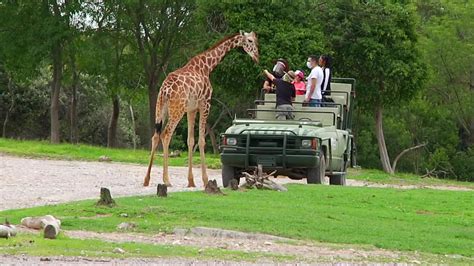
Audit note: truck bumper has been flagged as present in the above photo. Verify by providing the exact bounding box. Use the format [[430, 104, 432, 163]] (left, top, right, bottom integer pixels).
[[220, 151, 321, 169]]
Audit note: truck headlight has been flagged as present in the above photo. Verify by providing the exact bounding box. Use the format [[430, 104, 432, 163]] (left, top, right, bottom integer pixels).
[[302, 138, 318, 149], [301, 139, 312, 148], [226, 137, 237, 146]]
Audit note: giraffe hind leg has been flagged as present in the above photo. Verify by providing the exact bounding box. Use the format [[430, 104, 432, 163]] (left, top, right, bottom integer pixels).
[[186, 111, 197, 188], [144, 131, 161, 187]]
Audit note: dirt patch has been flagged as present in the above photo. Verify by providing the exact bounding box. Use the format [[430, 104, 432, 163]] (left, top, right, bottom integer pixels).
[[63, 229, 409, 263]]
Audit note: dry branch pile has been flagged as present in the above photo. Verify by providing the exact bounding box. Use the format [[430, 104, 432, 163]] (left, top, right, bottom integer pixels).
[[240, 165, 288, 192]]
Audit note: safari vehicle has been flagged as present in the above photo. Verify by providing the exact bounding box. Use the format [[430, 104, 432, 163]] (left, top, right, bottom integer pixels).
[[219, 78, 356, 186]]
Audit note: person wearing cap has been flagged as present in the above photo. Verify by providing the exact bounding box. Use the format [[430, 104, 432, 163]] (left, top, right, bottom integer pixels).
[[263, 69, 296, 120], [293, 70, 306, 95], [262, 58, 289, 93]]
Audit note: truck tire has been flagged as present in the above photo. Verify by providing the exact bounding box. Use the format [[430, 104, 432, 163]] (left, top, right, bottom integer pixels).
[[307, 155, 325, 184], [329, 174, 346, 186], [222, 164, 236, 187]]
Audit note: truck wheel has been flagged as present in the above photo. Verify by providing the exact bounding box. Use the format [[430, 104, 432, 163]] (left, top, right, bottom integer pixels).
[[222, 164, 236, 187], [307, 155, 325, 184], [329, 174, 346, 186]]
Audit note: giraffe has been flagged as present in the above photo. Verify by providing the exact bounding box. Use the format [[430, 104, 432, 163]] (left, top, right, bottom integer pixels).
[[143, 31, 259, 187]]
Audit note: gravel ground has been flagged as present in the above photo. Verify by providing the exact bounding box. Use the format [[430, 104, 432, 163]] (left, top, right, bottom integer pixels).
[[0, 153, 470, 211], [0, 153, 304, 211]]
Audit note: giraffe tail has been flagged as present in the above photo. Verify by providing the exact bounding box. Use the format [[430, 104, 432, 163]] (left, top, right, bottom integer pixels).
[[154, 92, 168, 135]]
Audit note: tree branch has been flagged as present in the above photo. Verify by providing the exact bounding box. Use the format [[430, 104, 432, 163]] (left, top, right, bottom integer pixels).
[[392, 143, 427, 173]]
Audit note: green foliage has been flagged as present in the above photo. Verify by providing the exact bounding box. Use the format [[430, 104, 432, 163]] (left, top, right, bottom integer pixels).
[[198, 1, 325, 112], [321, 1, 426, 110], [2, 185, 473, 256]]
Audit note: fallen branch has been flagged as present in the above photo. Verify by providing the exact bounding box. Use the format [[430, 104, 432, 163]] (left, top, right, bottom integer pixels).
[[240, 165, 287, 192], [392, 143, 427, 173]]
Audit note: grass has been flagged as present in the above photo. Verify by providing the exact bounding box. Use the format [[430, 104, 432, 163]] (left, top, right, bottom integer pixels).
[[0, 233, 293, 262], [1, 185, 473, 257], [0, 138, 221, 169], [349, 168, 474, 188]]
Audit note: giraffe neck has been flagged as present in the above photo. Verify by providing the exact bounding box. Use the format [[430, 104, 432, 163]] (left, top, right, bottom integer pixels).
[[187, 35, 243, 76]]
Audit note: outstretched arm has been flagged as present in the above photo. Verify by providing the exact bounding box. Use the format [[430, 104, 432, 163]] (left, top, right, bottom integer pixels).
[[263, 69, 275, 81]]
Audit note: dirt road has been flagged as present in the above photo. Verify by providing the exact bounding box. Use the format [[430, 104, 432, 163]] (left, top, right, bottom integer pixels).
[[1, 153, 469, 211], [0, 154, 304, 211]]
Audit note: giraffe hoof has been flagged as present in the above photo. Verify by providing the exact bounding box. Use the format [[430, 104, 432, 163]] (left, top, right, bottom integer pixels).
[[143, 181, 150, 187], [187, 183, 196, 188]]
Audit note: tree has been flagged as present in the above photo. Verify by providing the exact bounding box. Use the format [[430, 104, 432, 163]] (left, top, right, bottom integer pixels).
[[321, 1, 426, 174], [0, 1, 80, 143], [122, 0, 197, 137]]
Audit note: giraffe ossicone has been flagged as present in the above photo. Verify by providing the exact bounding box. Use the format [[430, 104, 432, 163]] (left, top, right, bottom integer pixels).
[[143, 31, 259, 187]]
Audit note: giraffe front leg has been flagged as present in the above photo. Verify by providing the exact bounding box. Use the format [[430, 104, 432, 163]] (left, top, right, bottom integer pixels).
[[186, 111, 197, 187], [198, 111, 209, 187]]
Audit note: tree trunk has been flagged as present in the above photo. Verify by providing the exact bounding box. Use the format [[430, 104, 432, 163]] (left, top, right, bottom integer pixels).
[[129, 104, 137, 150], [107, 95, 120, 148], [206, 124, 218, 154], [2, 77, 14, 138], [69, 54, 79, 144], [375, 106, 393, 174], [50, 43, 62, 144]]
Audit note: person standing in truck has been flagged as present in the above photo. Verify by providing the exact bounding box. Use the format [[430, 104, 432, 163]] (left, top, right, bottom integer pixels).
[[304, 55, 324, 107], [263, 69, 296, 120], [262, 58, 289, 93]]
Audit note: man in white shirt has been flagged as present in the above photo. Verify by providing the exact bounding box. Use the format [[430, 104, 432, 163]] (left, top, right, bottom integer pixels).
[[305, 55, 324, 107]]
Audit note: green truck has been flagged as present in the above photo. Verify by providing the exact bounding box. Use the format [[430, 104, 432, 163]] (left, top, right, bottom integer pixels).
[[219, 78, 356, 187]]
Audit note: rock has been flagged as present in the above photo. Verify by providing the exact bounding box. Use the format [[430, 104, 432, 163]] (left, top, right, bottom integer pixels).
[[119, 213, 128, 218], [183, 236, 190, 240], [116, 222, 137, 231], [173, 228, 188, 236], [98, 155, 111, 162], [410, 260, 421, 265], [40, 258, 51, 262], [172, 240, 181, 245], [113, 247, 125, 254], [264, 241, 272, 246]]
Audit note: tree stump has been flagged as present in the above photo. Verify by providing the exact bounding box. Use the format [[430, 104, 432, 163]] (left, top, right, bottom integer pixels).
[[229, 179, 239, 190], [157, 184, 168, 197], [96, 187, 115, 206], [204, 180, 223, 195]]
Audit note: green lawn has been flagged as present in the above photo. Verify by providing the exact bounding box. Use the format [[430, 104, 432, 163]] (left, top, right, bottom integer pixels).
[[0, 137, 221, 168], [1, 185, 473, 257], [0, 233, 292, 262]]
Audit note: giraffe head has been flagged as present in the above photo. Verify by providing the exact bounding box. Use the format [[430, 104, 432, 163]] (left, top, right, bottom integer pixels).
[[240, 31, 259, 63]]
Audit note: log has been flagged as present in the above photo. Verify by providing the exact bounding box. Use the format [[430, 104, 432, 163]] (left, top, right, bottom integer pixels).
[[21, 215, 61, 239], [157, 184, 168, 197], [0, 220, 17, 239], [204, 180, 223, 195], [43, 221, 60, 239], [96, 187, 115, 206]]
